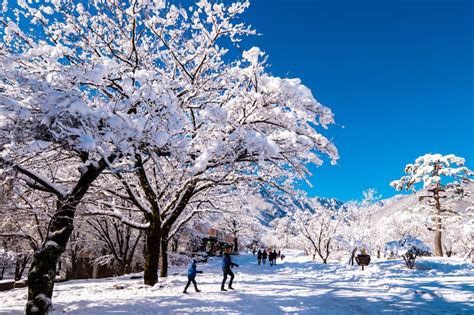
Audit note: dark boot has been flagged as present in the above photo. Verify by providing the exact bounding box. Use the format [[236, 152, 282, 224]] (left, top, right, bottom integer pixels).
[[221, 287, 227, 291], [228, 286, 234, 290]]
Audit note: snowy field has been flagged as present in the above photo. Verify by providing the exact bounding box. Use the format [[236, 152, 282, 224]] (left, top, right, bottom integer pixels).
[[1, 250, 473, 315]]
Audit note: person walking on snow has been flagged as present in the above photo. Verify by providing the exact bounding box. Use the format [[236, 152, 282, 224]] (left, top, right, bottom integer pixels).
[[272, 249, 278, 265], [221, 246, 239, 291], [262, 249, 268, 265], [183, 258, 202, 293], [269, 250, 275, 266], [257, 249, 262, 265]]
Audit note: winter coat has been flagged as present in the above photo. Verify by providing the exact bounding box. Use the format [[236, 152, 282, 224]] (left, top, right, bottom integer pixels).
[[257, 250, 262, 259], [187, 259, 201, 279], [262, 251, 268, 259], [222, 253, 239, 269]]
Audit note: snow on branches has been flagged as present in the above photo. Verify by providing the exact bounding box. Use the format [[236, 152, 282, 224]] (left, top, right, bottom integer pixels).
[[1, 0, 340, 311], [390, 153, 473, 257], [385, 235, 431, 269], [390, 154, 471, 191]]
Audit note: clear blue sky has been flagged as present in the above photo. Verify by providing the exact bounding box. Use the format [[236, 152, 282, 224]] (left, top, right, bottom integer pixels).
[[238, 0, 474, 201], [11, 0, 472, 202]]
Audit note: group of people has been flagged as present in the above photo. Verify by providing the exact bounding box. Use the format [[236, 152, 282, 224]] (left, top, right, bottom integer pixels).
[[183, 245, 239, 293], [183, 245, 285, 294], [254, 248, 282, 266]]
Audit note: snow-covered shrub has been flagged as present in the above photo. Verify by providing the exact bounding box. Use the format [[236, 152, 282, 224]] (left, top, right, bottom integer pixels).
[[385, 236, 431, 269]]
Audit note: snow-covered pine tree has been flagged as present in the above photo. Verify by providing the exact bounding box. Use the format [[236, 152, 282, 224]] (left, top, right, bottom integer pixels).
[[390, 154, 473, 256]]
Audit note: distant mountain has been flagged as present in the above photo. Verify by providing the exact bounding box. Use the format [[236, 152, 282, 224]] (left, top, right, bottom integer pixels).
[[257, 182, 473, 226], [257, 190, 346, 225], [365, 182, 474, 223]]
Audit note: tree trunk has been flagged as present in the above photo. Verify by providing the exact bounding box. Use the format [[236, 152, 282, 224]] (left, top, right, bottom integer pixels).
[[24, 155, 112, 315], [233, 237, 238, 253], [14, 258, 21, 281], [143, 223, 161, 286], [349, 248, 357, 266], [433, 194, 443, 257], [26, 199, 76, 315], [433, 184, 443, 257], [159, 238, 169, 278], [171, 238, 178, 252], [156, 182, 197, 278], [15, 255, 29, 281], [434, 229, 443, 257]]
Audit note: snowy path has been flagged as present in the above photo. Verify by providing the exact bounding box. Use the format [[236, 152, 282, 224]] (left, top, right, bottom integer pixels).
[[1, 251, 473, 314]]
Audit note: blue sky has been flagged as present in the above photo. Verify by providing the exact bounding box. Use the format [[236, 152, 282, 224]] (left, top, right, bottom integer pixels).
[[238, 0, 474, 201], [8, 0, 471, 202]]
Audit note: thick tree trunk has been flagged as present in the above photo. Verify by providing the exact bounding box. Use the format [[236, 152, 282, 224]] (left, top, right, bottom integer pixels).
[[25, 156, 112, 314], [143, 223, 161, 286], [322, 258, 327, 264], [159, 238, 169, 278], [26, 199, 75, 315]]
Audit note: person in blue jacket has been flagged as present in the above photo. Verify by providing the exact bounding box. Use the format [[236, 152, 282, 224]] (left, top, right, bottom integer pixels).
[[183, 258, 202, 293], [221, 245, 239, 291]]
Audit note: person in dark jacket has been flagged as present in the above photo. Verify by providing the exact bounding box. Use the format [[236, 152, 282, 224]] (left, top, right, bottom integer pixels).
[[272, 249, 278, 265], [183, 258, 202, 293], [262, 249, 268, 265], [221, 246, 239, 291], [269, 250, 275, 266], [257, 249, 262, 265]]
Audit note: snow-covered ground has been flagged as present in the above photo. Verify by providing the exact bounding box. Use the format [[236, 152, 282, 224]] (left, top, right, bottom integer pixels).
[[1, 250, 473, 314]]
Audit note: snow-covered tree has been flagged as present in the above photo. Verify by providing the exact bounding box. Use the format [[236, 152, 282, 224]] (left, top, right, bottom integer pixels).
[[0, 0, 180, 311], [0, 174, 55, 282], [293, 199, 348, 264], [1, 1, 339, 310], [85, 216, 143, 276], [265, 215, 300, 250], [391, 154, 473, 257], [63, 0, 339, 285], [339, 190, 381, 261], [216, 203, 262, 253]]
